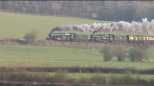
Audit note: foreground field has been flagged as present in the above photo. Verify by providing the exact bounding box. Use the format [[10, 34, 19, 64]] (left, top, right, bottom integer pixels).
[[0, 12, 95, 38], [0, 44, 154, 69], [0, 71, 154, 86]]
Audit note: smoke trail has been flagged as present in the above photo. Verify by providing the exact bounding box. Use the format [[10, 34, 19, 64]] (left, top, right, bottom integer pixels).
[[51, 18, 154, 35]]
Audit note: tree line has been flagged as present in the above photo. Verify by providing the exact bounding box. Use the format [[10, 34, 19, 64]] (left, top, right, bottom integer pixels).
[[0, 1, 154, 21]]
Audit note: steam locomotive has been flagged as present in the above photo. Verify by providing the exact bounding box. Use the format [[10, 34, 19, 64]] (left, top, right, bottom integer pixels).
[[47, 32, 77, 41], [46, 31, 154, 44]]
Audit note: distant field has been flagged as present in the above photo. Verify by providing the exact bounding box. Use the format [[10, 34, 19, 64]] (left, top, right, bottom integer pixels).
[[0, 12, 95, 38], [0, 44, 154, 69]]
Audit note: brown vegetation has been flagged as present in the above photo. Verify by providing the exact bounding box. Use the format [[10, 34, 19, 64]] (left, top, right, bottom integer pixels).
[[100, 45, 148, 62], [0, 71, 152, 86]]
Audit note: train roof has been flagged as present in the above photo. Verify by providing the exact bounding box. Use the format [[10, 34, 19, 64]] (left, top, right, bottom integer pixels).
[[49, 32, 76, 35]]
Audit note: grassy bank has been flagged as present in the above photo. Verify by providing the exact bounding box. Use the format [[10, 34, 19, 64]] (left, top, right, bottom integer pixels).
[[0, 44, 153, 69]]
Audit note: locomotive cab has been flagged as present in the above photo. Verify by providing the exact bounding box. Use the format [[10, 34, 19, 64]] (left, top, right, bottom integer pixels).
[[47, 32, 77, 41]]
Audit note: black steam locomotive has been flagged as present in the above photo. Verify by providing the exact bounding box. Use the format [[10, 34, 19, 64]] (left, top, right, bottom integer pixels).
[[46, 32, 77, 41], [47, 31, 154, 44]]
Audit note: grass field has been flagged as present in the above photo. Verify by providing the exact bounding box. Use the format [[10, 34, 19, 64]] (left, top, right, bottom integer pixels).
[[0, 45, 101, 67], [19, 72, 154, 80], [0, 44, 154, 69], [0, 12, 95, 38], [56, 73, 154, 80]]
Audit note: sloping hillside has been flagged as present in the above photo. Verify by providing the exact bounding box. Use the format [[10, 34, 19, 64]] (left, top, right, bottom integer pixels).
[[0, 12, 95, 38]]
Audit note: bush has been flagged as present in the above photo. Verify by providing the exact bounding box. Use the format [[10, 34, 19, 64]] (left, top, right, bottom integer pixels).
[[100, 46, 113, 61], [128, 47, 147, 62], [113, 45, 127, 61], [22, 30, 38, 44], [100, 45, 149, 62], [100, 45, 128, 62]]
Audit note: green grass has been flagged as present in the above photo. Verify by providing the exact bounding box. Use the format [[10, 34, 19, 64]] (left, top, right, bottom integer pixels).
[[65, 73, 154, 80], [0, 12, 95, 38], [0, 12, 154, 69], [0, 44, 154, 69], [18, 72, 154, 80], [0, 45, 102, 67]]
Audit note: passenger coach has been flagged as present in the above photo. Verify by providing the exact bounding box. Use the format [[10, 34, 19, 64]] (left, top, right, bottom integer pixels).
[[127, 35, 154, 44]]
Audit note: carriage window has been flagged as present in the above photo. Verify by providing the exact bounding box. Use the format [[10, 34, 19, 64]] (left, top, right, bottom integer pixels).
[[129, 36, 134, 40]]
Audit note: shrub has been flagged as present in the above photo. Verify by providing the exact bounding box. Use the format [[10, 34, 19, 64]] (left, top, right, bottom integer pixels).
[[100, 45, 128, 62], [100, 46, 113, 61], [100, 45, 149, 62], [113, 45, 127, 61], [22, 30, 38, 44], [128, 47, 147, 62]]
